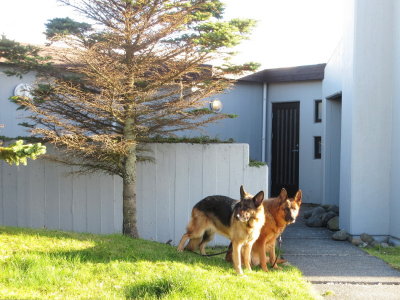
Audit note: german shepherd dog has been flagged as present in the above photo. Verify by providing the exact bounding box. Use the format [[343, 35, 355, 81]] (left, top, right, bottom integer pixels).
[[226, 188, 302, 272], [177, 186, 265, 274]]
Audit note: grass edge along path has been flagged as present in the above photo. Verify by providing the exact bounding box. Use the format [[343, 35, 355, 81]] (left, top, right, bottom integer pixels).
[[0, 226, 318, 299], [364, 246, 400, 271]]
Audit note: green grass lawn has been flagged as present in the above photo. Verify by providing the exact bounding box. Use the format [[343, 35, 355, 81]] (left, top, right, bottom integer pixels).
[[364, 246, 400, 270], [0, 226, 317, 300]]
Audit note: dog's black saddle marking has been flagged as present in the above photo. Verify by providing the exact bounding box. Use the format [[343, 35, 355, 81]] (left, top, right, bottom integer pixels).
[[194, 196, 239, 227]]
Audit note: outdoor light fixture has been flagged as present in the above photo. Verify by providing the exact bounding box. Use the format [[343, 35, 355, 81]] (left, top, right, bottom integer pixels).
[[14, 83, 33, 98], [210, 99, 223, 112]]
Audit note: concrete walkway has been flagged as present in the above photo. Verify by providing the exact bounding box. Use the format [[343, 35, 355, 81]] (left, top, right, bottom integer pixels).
[[282, 205, 400, 299]]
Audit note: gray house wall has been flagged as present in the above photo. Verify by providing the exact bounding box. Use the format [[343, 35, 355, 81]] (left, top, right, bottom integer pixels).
[[196, 82, 264, 161], [195, 79, 324, 203], [322, 0, 400, 239], [390, 0, 400, 239], [322, 41, 343, 207], [0, 68, 36, 137]]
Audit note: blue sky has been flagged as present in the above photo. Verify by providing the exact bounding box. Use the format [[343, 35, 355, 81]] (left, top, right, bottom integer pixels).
[[0, 0, 344, 69]]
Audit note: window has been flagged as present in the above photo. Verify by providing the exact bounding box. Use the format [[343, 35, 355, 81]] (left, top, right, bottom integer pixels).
[[314, 136, 321, 159], [315, 100, 322, 123]]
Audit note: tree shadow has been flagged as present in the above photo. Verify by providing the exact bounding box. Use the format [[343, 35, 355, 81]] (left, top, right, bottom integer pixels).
[[1, 226, 233, 270]]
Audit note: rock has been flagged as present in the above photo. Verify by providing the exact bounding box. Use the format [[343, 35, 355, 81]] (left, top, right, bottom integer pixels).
[[326, 205, 339, 215], [305, 206, 326, 227], [306, 215, 324, 227], [359, 242, 368, 248], [321, 211, 337, 226], [360, 233, 374, 244], [311, 206, 326, 217], [332, 230, 348, 241], [370, 241, 379, 247], [373, 236, 389, 243], [327, 216, 339, 231], [350, 237, 363, 246], [380, 242, 389, 248], [303, 210, 312, 219], [322, 204, 330, 210], [389, 238, 400, 247]]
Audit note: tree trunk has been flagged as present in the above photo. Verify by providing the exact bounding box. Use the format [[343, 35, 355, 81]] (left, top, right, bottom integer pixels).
[[122, 143, 139, 238]]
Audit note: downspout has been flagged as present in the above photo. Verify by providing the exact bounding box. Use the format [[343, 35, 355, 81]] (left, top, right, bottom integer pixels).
[[261, 82, 267, 162]]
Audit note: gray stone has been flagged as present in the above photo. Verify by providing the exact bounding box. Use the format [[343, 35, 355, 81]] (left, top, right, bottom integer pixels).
[[350, 237, 363, 246], [380, 242, 389, 248], [332, 230, 348, 241], [321, 211, 337, 226], [326, 205, 339, 215], [389, 237, 400, 247], [305, 206, 326, 227], [306, 214, 324, 227], [303, 210, 312, 219], [311, 206, 326, 217], [370, 241, 379, 247], [360, 233, 374, 244], [327, 216, 339, 231], [373, 236, 389, 243], [359, 242, 368, 248]]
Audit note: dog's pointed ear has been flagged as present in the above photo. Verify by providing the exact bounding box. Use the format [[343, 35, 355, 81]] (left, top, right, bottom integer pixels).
[[279, 188, 288, 203], [240, 185, 246, 199], [253, 191, 264, 207], [294, 190, 302, 204]]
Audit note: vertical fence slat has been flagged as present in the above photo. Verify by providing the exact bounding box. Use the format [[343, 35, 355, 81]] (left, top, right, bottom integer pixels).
[[45, 160, 60, 230], [87, 174, 101, 234], [100, 173, 115, 234], [60, 166, 73, 232], [30, 160, 45, 228], [3, 164, 17, 226], [72, 168, 87, 233]]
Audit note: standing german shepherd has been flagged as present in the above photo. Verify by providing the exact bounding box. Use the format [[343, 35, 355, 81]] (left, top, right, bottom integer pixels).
[[177, 186, 265, 275], [251, 188, 302, 271], [225, 188, 302, 272]]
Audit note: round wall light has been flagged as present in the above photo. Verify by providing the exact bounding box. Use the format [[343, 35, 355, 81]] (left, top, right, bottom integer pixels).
[[210, 99, 223, 112], [14, 83, 33, 98]]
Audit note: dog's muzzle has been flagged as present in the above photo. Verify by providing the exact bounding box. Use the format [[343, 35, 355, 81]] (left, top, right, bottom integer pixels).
[[236, 214, 249, 223], [286, 215, 295, 223]]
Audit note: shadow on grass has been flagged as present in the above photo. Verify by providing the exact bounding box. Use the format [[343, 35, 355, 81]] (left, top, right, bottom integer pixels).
[[0, 226, 232, 270], [125, 278, 175, 299], [2, 226, 294, 276]]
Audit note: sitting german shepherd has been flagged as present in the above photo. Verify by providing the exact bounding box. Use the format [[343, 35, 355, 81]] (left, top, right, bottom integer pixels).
[[177, 186, 265, 275], [225, 188, 302, 271]]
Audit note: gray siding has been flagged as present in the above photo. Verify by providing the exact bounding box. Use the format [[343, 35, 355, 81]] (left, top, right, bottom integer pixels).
[[0, 159, 122, 234], [188, 82, 264, 161], [0, 69, 36, 138]]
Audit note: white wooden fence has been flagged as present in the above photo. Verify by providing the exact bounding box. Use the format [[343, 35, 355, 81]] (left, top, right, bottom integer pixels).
[[0, 143, 268, 245]]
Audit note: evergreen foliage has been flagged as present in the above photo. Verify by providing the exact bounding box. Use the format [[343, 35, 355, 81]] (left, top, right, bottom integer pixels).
[[0, 0, 259, 237], [0, 140, 46, 165]]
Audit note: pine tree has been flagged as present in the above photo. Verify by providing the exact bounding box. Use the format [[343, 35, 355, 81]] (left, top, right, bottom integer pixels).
[[0, 0, 258, 237]]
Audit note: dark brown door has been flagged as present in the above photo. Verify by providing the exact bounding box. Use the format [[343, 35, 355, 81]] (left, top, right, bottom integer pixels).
[[271, 102, 300, 197]]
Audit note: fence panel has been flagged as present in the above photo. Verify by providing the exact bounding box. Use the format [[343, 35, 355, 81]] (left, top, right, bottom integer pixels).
[[0, 143, 268, 245]]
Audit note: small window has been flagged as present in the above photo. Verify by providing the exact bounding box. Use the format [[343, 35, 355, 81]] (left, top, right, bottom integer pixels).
[[314, 136, 321, 159], [315, 100, 322, 123]]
